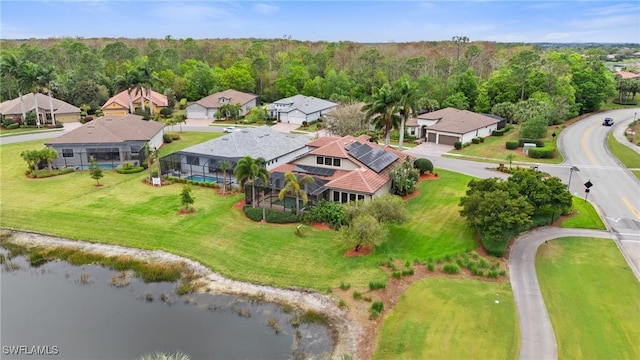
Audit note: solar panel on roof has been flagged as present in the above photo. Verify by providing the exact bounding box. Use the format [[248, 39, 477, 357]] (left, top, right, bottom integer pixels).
[[368, 152, 399, 172], [348, 143, 373, 159], [345, 141, 362, 151], [293, 165, 336, 177]]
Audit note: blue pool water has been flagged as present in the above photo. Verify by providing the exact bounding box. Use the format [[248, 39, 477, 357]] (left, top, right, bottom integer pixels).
[[76, 164, 119, 170], [186, 174, 224, 184]]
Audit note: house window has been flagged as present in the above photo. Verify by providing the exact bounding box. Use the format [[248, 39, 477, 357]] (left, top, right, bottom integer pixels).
[[409, 128, 415, 136], [333, 158, 341, 167], [333, 191, 340, 202], [349, 193, 356, 202], [357, 194, 365, 202], [341, 193, 348, 203], [186, 155, 199, 165], [86, 147, 120, 161], [317, 156, 324, 165], [62, 149, 74, 158]]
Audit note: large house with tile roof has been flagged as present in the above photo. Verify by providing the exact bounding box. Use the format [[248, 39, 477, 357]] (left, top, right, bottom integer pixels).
[[185, 89, 259, 119], [268, 134, 412, 207], [101, 88, 168, 117], [0, 93, 81, 124], [267, 95, 337, 125], [45, 114, 165, 169], [407, 107, 501, 145]]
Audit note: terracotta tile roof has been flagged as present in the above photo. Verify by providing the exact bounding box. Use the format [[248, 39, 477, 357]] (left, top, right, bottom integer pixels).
[[101, 88, 168, 110], [194, 89, 258, 108], [307, 136, 340, 148], [326, 168, 388, 193], [0, 93, 80, 115], [418, 107, 499, 134], [616, 70, 640, 79], [46, 115, 164, 145]]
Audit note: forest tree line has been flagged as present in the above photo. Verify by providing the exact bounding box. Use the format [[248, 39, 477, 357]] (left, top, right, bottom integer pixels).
[[0, 36, 634, 125]]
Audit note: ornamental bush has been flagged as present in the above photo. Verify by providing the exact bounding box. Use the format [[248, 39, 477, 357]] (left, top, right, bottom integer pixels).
[[528, 147, 556, 159], [454, 141, 462, 150], [413, 158, 434, 175], [505, 140, 519, 150]]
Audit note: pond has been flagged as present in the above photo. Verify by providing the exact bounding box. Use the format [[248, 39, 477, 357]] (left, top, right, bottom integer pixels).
[[0, 248, 333, 360]]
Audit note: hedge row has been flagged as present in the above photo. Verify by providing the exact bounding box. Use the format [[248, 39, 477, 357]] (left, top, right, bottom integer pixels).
[[116, 166, 145, 174], [505, 140, 519, 150], [243, 206, 301, 223], [491, 127, 510, 136], [528, 147, 556, 159], [518, 139, 545, 147]]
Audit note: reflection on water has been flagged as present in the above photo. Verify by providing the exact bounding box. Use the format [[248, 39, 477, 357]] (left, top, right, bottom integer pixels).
[[0, 249, 332, 360]]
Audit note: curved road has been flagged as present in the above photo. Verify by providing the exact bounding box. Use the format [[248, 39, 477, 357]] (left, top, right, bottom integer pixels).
[[406, 108, 640, 360]]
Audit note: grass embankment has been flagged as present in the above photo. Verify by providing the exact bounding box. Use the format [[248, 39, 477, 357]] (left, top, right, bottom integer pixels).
[[373, 278, 519, 360], [444, 124, 564, 165], [607, 132, 640, 179], [537, 238, 640, 359], [0, 135, 476, 291], [561, 196, 607, 230]]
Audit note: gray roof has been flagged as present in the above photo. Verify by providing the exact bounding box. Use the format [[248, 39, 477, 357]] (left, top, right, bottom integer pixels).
[[179, 126, 308, 161], [0, 93, 81, 115], [46, 115, 164, 145], [419, 108, 500, 134], [192, 89, 258, 109], [269, 95, 337, 115]]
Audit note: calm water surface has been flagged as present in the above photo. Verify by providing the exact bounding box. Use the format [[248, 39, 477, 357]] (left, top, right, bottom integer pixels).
[[0, 249, 332, 360]]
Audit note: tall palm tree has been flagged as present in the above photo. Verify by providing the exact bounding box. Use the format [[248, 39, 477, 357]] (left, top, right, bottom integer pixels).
[[18, 62, 42, 127], [278, 172, 314, 216], [2, 55, 28, 122], [362, 83, 400, 146], [137, 65, 152, 113], [233, 156, 269, 208], [395, 79, 419, 151], [219, 160, 231, 194], [114, 68, 140, 114], [37, 65, 58, 125]]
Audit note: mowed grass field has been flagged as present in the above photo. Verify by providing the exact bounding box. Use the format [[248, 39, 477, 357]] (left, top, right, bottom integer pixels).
[[373, 278, 519, 360], [608, 132, 640, 179], [536, 238, 640, 359], [561, 196, 607, 230], [0, 134, 477, 291]]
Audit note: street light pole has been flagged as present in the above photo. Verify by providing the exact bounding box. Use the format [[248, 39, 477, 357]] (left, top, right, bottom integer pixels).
[[568, 166, 580, 190]]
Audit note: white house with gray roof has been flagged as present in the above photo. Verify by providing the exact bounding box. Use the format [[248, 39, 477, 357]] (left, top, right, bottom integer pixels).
[[267, 95, 337, 125], [159, 126, 309, 183]]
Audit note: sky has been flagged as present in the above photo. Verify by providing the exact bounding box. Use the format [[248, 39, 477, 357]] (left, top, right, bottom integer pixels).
[[1, 0, 639, 43]]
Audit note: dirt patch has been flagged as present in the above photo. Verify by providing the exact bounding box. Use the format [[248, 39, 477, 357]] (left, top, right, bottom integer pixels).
[[232, 200, 245, 209], [311, 222, 332, 230], [343, 246, 374, 257]]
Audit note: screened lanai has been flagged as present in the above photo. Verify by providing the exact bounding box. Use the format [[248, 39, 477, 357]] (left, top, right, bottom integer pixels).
[[159, 152, 238, 185]]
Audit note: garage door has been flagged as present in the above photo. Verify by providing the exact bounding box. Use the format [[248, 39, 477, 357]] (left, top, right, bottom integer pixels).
[[438, 134, 459, 145], [187, 110, 206, 119], [427, 133, 437, 143]]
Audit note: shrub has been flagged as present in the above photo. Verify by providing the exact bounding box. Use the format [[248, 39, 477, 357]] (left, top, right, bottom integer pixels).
[[339, 281, 351, 290], [413, 158, 434, 175], [179, 98, 187, 109], [160, 107, 173, 118], [442, 263, 460, 274], [505, 140, 519, 150], [454, 141, 462, 150], [462, 142, 471, 148], [401, 268, 414, 276], [392, 271, 402, 279], [163, 134, 173, 143], [518, 139, 545, 147], [369, 280, 386, 290], [471, 137, 481, 144], [528, 147, 556, 159], [6, 122, 20, 129], [487, 269, 499, 278], [302, 120, 308, 127], [352, 291, 362, 300], [371, 301, 384, 315], [301, 200, 346, 229], [427, 262, 435, 272], [243, 206, 301, 224], [116, 166, 144, 174]]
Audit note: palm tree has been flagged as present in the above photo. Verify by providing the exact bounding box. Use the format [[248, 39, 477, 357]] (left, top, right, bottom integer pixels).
[[18, 62, 42, 127], [114, 68, 140, 114], [136, 65, 152, 113], [505, 153, 516, 169], [233, 156, 269, 208], [362, 83, 400, 146], [2, 55, 28, 122], [278, 172, 314, 216], [219, 160, 231, 194], [36, 65, 58, 126], [42, 148, 58, 171], [395, 79, 419, 151]]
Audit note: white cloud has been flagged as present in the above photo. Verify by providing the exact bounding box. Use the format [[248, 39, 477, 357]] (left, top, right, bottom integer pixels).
[[152, 3, 234, 21], [254, 3, 278, 15]]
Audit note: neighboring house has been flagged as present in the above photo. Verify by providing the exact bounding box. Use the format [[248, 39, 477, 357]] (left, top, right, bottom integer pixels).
[[615, 70, 640, 79], [101, 89, 168, 117], [185, 89, 259, 119], [159, 126, 310, 183], [45, 114, 165, 169], [409, 108, 501, 145], [267, 134, 411, 208], [0, 92, 81, 123], [267, 95, 337, 125]]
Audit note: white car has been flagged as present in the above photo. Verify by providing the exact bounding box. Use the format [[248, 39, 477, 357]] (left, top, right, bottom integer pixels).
[[223, 126, 240, 133]]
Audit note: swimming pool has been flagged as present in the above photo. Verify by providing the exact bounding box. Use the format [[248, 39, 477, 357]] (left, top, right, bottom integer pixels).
[[186, 174, 225, 184], [75, 164, 119, 170]]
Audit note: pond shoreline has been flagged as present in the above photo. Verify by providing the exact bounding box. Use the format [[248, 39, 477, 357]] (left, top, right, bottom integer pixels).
[[2, 229, 361, 359]]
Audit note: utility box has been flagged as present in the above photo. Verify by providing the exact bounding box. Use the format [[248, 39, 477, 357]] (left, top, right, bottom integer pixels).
[[523, 143, 536, 155]]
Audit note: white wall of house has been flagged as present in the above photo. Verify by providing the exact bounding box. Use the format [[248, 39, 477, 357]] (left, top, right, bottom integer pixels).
[[267, 147, 310, 170], [295, 154, 360, 171], [460, 124, 498, 143]]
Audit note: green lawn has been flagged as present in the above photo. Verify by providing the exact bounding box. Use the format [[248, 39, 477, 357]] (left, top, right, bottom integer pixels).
[[608, 132, 640, 180], [445, 124, 564, 165], [536, 238, 640, 359], [373, 278, 519, 360], [561, 196, 606, 230], [0, 134, 477, 291]]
